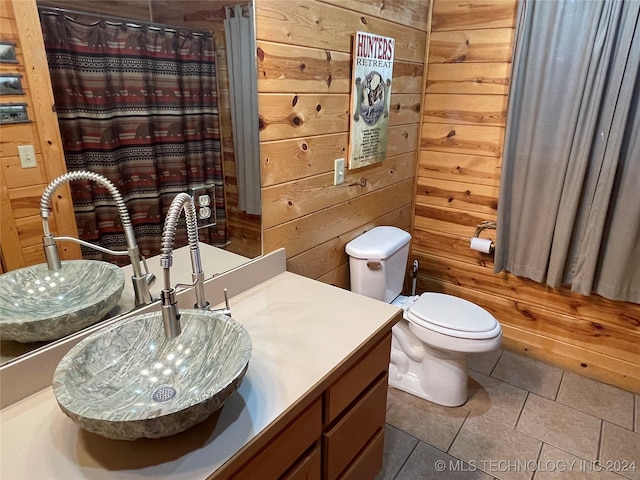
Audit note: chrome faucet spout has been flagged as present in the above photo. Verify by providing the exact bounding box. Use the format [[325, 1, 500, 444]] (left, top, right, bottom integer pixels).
[[40, 171, 154, 307], [160, 192, 209, 338]]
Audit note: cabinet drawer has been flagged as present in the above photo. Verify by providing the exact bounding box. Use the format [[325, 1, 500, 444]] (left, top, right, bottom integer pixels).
[[322, 375, 388, 480], [282, 443, 321, 480], [324, 334, 391, 424], [338, 427, 384, 480], [231, 398, 322, 480]]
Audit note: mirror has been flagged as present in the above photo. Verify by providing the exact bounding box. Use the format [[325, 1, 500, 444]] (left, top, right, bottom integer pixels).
[[1, 0, 261, 366]]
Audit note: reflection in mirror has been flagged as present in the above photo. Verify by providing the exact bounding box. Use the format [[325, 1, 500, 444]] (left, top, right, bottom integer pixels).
[[0, 0, 261, 366]]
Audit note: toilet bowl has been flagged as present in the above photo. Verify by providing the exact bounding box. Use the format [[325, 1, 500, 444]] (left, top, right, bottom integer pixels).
[[346, 227, 502, 407]]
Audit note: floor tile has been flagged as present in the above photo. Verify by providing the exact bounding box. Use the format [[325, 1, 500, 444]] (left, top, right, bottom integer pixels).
[[600, 422, 640, 480], [395, 441, 494, 480], [386, 388, 396, 412], [449, 415, 542, 480], [375, 424, 418, 480], [556, 371, 635, 429], [491, 351, 563, 400], [635, 395, 639, 432], [466, 371, 528, 428], [517, 394, 601, 461], [468, 349, 503, 376], [386, 387, 469, 452], [533, 444, 626, 480]]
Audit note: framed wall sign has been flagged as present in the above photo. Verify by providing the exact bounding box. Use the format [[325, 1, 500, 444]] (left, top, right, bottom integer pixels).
[[0, 74, 25, 95], [0, 103, 30, 124], [0, 42, 18, 63], [348, 31, 395, 170]]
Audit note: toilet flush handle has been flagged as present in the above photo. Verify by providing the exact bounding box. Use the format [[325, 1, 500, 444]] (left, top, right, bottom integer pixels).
[[367, 261, 382, 271]]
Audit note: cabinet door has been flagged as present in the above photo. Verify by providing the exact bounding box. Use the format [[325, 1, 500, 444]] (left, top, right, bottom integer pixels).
[[322, 376, 388, 480], [338, 428, 384, 480], [282, 443, 321, 480], [324, 334, 391, 425], [231, 398, 322, 480]]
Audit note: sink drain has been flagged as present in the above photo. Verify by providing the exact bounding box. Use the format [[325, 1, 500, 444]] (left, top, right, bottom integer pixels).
[[152, 386, 177, 402]]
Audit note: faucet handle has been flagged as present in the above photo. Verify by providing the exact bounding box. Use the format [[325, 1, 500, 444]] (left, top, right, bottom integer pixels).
[[210, 288, 231, 317], [140, 256, 156, 287]]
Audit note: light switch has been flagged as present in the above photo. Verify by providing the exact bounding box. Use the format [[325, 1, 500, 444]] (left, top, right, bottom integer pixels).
[[334, 158, 345, 186], [18, 145, 37, 169]]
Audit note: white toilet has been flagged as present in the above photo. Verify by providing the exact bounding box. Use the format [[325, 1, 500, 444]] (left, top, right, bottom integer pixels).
[[346, 226, 502, 407]]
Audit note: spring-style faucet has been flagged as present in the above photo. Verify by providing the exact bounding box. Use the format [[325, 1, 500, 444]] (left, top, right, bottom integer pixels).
[[160, 192, 209, 338], [40, 171, 155, 307]]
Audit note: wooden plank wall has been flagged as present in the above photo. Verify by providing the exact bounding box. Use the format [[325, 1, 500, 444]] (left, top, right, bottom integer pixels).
[[415, 0, 640, 392], [256, 0, 430, 288], [6, 0, 261, 265], [0, 0, 81, 272]]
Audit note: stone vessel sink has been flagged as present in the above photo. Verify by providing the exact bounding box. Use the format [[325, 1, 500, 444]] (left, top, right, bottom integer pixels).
[[0, 260, 125, 343], [52, 310, 252, 440]]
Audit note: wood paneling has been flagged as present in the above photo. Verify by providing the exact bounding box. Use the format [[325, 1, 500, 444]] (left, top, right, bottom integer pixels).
[[413, 0, 640, 392], [423, 93, 507, 126], [417, 150, 501, 186], [320, 0, 430, 32], [264, 179, 414, 258], [263, 152, 415, 229], [429, 29, 514, 64], [257, 41, 352, 94], [426, 63, 510, 95], [256, 0, 427, 63], [256, 0, 429, 283], [1, 0, 81, 271], [286, 204, 413, 287], [258, 93, 350, 142], [421, 123, 504, 157], [431, 0, 517, 31]]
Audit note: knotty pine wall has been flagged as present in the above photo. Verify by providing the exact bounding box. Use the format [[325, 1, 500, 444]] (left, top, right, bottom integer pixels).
[[0, 0, 81, 272], [415, 0, 640, 392], [256, 0, 429, 287]]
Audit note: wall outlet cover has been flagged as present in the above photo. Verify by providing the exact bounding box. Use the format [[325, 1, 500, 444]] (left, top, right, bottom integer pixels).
[[334, 158, 345, 186], [189, 185, 217, 228]]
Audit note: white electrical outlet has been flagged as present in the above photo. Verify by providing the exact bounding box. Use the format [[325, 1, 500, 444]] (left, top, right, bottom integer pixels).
[[334, 158, 345, 185], [18, 145, 37, 169], [189, 185, 217, 228], [198, 194, 210, 207]]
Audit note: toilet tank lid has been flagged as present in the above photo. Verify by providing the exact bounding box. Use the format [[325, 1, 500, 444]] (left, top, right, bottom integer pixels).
[[345, 226, 411, 259]]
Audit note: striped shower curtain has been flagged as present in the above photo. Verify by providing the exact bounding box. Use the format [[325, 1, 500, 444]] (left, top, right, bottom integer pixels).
[[39, 9, 227, 264]]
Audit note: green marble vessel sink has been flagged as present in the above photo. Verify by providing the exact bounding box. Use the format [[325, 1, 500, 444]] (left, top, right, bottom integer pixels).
[[0, 260, 125, 343], [52, 310, 252, 440]]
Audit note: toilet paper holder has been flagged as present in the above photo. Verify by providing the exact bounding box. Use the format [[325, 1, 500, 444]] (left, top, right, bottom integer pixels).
[[471, 221, 496, 254]]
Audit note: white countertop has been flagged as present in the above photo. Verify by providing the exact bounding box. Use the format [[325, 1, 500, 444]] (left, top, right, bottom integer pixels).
[[0, 269, 400, 479]]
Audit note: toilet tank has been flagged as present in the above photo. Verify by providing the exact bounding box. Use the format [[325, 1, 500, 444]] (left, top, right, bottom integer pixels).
[[345, 226, 411, 303]]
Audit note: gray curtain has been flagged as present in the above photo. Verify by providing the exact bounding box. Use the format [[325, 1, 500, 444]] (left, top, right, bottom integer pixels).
[[495, 0, 640, 303], [224, 4, 261, 216]]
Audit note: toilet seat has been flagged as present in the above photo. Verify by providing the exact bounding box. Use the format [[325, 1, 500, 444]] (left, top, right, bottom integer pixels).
[[406, 293, 500, 340]]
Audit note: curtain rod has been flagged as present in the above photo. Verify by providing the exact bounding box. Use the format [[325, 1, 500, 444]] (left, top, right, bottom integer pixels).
[[37, 6, 213, 37]]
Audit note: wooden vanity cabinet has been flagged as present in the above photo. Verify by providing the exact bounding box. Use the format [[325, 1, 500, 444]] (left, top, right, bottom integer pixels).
[[322, 335, 391, 480], [216, 332, 393, 480]]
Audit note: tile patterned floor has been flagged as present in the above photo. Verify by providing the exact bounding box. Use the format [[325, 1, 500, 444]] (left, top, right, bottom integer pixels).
[[377, 350, 640, 480]]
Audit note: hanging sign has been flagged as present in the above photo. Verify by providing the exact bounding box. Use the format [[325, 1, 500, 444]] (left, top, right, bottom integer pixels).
[[348, 31, 395, 170]]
